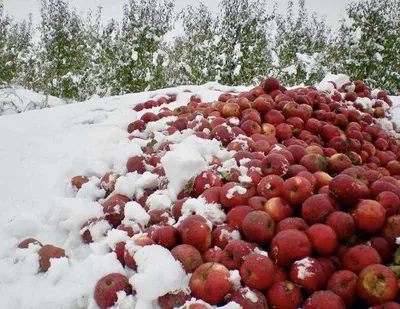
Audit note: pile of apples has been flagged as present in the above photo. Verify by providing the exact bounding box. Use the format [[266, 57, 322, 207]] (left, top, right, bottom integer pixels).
[[19, 77, 400, 309]]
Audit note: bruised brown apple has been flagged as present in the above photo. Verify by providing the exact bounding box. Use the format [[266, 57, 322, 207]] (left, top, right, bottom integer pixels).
[[357, 264, 398, 305]]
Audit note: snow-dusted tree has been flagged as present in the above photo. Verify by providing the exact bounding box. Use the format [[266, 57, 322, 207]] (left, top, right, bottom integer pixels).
[[37, 0, 93, 100], [216, 0, 274, 86], [273, 0, 332, 86], [0, 12, 12, 86], [78, 7, 107, 98], [109, 0, 174, 95], [332, 0, 400, 94], [166, 3, 220, 86], [0, 12, 34, 88], [167, 0, 273, 87]]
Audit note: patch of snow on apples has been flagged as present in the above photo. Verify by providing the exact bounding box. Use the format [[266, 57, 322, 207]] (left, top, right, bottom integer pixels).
[[146, 191, 172, 211], [180, 197, 226, 226], [294, 257, 314, 280], [226, 186, 247, 199], [229, 270, 242, 290], [124, 201, 150, 227], [219, 229, 241, 242], [130, 245, 190, 308], [161, 142, 207, 197], [244, 287, 259, 303]]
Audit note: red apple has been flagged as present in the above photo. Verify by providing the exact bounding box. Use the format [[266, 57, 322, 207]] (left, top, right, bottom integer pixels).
[[71, 175, 89, 190], [219, 182, 250, 209], [171, 244, 203, 273], [38, 244, 66, 272], [211, 224, 241, 249], [242, 211, 275, 245], [17, 238, 42, 249], [381, 215, 400, 246], [305, 224, 338, 256], [341, 245, 382, 274], [353, 199, 387, 234], [327, 270, 358, 307], [329, 174, 370, 207], [301, 194, 335, 224], [276, 217, 309, 233], [189, 262, 232, 305], [94, 273, 132, 309], [299, 154, 327, 173], [158, 291, 191, 309], [270, 229, 312, 267], [257, 175, 284, 199], [376, 191, 400, 216], [303, 290, 345, 309], [178, 215, 211, 252], [289, 257, 326, 294], [102, 194, 130, 227], [357, 264, 398, 305], [148, 225, 181, 250], [325, 211, 356, 241], [266, 281, 303, 309], [221, 240, 253, 270], [264, 197, 294, 223], [282, 176, 313, 205], [227, 287, 268, 309]]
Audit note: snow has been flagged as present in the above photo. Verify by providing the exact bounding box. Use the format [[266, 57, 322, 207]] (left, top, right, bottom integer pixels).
[[130, 245, 190, 308], [293, 257, 314, 280], [0, 84, 225, 308], [0, 87, 66, 116], [226, 185, 247, 199], [318, 73, 351, 89], [161, 142, 208, 197], [124, 202, 150, 227], [180, 197, 226, 226], [0, 76, 399, 308], [244, 287, 258, 303], [228, 270, 242, 291]]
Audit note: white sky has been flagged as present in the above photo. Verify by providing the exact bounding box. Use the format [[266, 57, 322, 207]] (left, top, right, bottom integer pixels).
[[3, 0, 353, 30]]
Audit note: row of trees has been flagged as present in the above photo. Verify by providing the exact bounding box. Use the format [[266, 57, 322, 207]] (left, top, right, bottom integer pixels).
[[0, 0, 399, 101]]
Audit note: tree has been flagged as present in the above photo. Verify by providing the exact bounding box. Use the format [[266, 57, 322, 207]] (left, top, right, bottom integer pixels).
[[0, 12, 34, 88], [273, 0, 332, 86], [166, 3, 220, 86], [167, 0, 273, 87], [216, 0, 273, 86], [110, 0, 174, 95], [37, 0, 92, 100], [332, 0, 400, 94]]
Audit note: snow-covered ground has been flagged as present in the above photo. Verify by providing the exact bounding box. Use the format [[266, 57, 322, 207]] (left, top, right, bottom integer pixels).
[[0, 77, 399, 309], [0, 82, 249, 309], [0, 87, 66, 116]]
